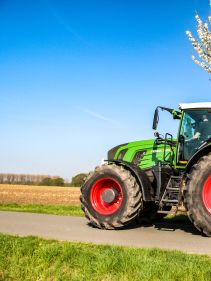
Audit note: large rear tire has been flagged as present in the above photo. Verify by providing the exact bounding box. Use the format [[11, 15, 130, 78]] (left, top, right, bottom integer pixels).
[[80, 164, 143, 229], [185, 154, 211, 236]]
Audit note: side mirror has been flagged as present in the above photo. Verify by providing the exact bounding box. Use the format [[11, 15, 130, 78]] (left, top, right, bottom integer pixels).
[[152, 108, 159, 130]]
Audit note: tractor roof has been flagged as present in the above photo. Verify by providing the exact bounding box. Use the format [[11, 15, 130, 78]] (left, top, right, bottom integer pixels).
[[179, 102, 211, 110]]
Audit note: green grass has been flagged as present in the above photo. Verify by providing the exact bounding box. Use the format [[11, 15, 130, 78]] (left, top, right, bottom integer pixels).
[[0, 234, 210, 281], [0, 203, 189, 223], [0, 203, 84, 217], [165, 213, 189, 222]]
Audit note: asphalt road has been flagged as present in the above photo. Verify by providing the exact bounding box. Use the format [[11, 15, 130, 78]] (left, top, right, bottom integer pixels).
[[0, 211, 211, 255]]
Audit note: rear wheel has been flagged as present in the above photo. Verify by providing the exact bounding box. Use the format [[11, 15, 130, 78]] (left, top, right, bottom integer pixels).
[[185, 154, 211, 236], [80, 164, 143, 229], [202, 176, 211, 214]]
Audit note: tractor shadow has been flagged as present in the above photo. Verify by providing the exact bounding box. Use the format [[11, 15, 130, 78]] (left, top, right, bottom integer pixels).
[[87, 215, 201, 236], [153, 219, 200, 236], [136, 214, 201, 236], [125, 215, 200, 236]]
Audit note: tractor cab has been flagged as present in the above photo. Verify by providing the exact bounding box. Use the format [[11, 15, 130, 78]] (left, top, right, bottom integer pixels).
[[178, 103, 211, 162], [153, 103, 211, 166]]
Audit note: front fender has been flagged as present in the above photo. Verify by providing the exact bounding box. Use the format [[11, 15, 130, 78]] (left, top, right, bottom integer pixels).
[[106, 160, 154, 201]]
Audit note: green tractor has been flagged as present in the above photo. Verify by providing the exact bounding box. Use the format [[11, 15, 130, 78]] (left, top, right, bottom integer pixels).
[[80, 103, 211, 236]]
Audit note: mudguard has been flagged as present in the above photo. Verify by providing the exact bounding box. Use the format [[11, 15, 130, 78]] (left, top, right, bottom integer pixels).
[[107, 160, 154, 201], [186, 143, 211, 172]]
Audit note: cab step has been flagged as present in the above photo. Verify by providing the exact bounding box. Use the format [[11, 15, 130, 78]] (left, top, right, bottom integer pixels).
[[158, 175, 183, 214]]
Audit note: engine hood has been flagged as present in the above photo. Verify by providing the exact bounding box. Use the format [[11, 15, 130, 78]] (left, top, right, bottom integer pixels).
[[108, 139, 174, 170]]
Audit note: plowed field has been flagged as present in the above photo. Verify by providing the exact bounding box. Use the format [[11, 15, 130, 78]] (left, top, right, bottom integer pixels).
[[0, 185, 80, 205]]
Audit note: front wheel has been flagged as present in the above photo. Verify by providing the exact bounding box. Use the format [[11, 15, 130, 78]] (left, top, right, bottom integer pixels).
[[80, 164, 143, 229]]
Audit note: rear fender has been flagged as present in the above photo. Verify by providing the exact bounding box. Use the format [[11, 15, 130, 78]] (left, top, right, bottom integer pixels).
[[186, 143, 211, 173]]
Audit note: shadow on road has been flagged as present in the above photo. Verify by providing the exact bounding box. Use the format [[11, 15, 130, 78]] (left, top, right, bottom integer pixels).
[[137, 215, 201, 236], [134, 215, 200, 236], [152, 220, 200, 236], [88, 215, 201, 236]]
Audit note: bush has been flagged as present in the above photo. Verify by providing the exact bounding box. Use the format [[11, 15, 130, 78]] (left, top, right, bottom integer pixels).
[[70, 173, 88, 187], [51, 177, 64, 187], [39, 177, 52, 186], [39, 177, 65, 187]]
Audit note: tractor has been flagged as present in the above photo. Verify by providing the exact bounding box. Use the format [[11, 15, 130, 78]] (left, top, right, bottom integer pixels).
[[80, 103, 211, 236]]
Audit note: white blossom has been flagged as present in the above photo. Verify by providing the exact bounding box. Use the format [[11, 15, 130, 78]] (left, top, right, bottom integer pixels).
[[186, 1, 211, 73]]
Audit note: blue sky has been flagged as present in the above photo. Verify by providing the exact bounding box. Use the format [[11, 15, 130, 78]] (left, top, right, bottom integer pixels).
[[0, 0, 210, 180]]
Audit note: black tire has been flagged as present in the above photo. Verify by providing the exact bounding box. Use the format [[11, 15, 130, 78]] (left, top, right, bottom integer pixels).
[[185, 154, 211, 236], [80, 164, 143, 229]]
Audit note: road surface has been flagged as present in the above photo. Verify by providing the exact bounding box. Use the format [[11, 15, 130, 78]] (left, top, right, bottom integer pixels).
[[0, 211, 211, 255]]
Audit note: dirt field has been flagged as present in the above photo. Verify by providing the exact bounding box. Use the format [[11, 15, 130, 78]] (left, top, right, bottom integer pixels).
[[0, 185, 80, 206]]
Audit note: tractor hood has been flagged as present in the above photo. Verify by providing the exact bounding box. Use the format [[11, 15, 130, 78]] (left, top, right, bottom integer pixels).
[[108, 139, 174, 170]]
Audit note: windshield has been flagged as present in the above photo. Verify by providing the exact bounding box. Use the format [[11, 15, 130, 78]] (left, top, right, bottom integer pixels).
[[179, 110, 211, 160]]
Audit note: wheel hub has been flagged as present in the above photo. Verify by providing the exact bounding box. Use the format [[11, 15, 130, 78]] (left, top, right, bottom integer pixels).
[[90, 177, 123, 215], [102, 188, 117, 203]]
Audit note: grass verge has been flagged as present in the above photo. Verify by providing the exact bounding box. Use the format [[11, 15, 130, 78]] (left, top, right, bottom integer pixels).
[[0, 203, 189, 223], [0, 203, 189, 222], [0, 203, 84, 217], [0, 234, 210, 281]]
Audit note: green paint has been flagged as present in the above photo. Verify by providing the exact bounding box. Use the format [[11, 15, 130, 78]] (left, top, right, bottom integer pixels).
[[114, 139, 175, 170]]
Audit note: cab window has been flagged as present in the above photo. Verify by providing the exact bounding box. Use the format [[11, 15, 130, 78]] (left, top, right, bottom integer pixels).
[[178, 110, 211, 161]]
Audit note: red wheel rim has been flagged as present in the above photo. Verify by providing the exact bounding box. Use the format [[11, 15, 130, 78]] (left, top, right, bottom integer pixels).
[[202, 176, 211, 214], [90, 177, 123, 215]]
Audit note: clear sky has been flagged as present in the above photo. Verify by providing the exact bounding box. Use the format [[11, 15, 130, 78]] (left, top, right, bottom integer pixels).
[[0, 0, 210, 180]]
